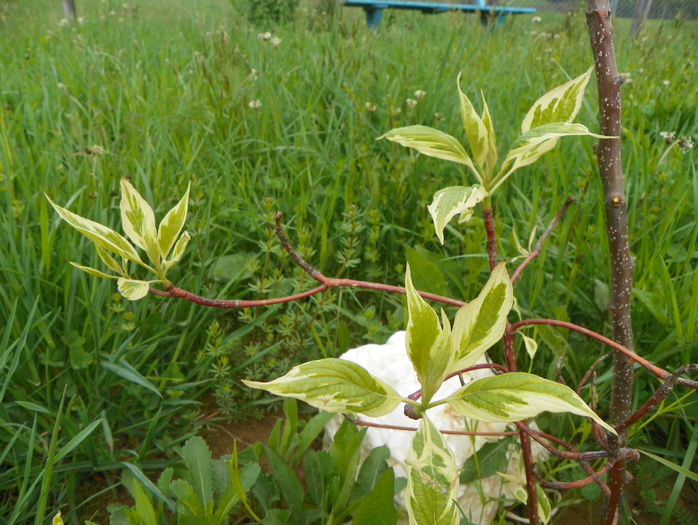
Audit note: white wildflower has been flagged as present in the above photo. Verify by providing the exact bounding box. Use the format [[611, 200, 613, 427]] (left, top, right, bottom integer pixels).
[[270, 36, 282, 48], [59, 18, 69, 27], [364, 102, 376, 113], [532, 16, 542, 23], [659, 131, 675, 143], [406, 98, 417, 110], [662, 80, 670, 86], [248, 100, 262, 109], [414, 89, 426, 100], [434, 112, 445, 121], [257, 32, 272, 41], [391, 107, 402, 116], [678, 136, 694, 153]]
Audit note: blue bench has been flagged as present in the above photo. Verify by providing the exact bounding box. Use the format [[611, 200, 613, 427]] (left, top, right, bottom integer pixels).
[[344, 1, 536, 28]]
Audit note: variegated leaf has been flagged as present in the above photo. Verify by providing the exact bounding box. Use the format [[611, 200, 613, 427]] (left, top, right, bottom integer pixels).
[[446, 372, 616, 434], [120, 179, 159, 266], [163, 231, 190, 271], [521, 333, 539, 360], [117, 278, 152, 301], [521, 68, 593, 133], [379, 125, 479, 181], [497, 122, 606, 184], [406, 416, 460, 525], [405, 266, 454, 403], [158, 183, 191, 260], [480, 91, 497, 175], [427, 185, 488, 244], [243, 359, 402, 417], [70, 262, 120, 280], [46, 195, 143, 265], [457, 73, 497, 176], [96, 246, 127, 276], [450, 263, 513, 373]]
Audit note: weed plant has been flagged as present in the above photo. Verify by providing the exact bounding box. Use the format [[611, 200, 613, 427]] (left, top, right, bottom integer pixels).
[[0, 0, 695, 522]]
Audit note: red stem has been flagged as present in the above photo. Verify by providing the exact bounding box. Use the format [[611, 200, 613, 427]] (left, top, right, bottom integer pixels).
[[352, 419, 518, 437], [483, 206, 497, 271], [511, 197, 575, 284], [511, 319, 698, 390], [536, 460, 616, 491]]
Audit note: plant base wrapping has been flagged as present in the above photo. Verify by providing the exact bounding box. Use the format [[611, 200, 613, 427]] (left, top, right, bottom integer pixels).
[[324, 331, 548, 524]]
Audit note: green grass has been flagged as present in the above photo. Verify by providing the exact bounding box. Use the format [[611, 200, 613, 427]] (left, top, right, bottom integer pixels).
[[0, 0, 696, 522]]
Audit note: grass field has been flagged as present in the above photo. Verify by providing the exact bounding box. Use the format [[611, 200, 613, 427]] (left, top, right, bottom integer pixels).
[[0, 0, 696, 523]]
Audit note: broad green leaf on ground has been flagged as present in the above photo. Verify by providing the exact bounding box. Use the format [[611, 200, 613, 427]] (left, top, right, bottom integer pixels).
[[459, 438, 512, 484], [46, 195, 143, 265], [158, 182, 190, 260], [405, 265, 454, 403], [450, 263, 513, 373], [379, 125, 479, 180], [117, 278, 153, 301], [445, 372, 616, 434], [521, 68, 593, 133], [180, 436, 214, 515], [496, 122, 606, 184], [120, 179, 159, 265], [427, 185, 488, 244], [243, 359, 402, 417], [457, 73, 497, 176], [406, 417, 460, 525]]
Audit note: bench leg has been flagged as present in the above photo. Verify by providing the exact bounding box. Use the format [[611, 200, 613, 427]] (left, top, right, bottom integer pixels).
[[363, 6, 384, 29]]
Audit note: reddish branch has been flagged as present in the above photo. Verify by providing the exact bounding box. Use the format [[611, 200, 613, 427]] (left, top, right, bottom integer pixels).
[[536, 460, 616, 491], [483, 206, 498, 271], [615, 364, 698, 433], [352, 419, 518, 437], [511, 319, 698, 390], [149, 213, 465, 308], [511, 197, 575, 284]]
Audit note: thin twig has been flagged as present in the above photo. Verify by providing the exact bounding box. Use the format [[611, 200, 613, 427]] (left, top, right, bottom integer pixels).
[[615, 364, 698, 433], [352, 418, 518, 437], [149, 214, 467, 308], [536, 460, 616, 491], [511, 319, 698, 390], [511, 197, 575, 283], [577, 352, 612, 395]]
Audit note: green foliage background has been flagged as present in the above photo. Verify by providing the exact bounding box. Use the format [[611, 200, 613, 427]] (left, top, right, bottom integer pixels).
[[0, 0, 695, 522]]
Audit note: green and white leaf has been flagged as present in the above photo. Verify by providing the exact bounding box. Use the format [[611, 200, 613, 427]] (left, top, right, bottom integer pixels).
[[406, 416, 460, 525], [96, 246, 127, 276], [117, 278, 153, 301], [427, 185, 488, 244], [70, 262, 120, 280], [120, 179, 159, 266], [405, 265, 454, 403], [496, 122, 606, 186], [521, 333, 539, 360], [158, 182, 190, 260], [457, 73, 497, 176], [379, 125, 480, 182], [521, 68, 593, 133], [445, 372, 616, 434], [46, 195, 143, 265], [450, 263, 513, 373], [243, 358, 402, 417], [163, 231, 191, 271]]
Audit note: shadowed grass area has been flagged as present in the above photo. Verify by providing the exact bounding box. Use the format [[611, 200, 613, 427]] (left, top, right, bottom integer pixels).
[[0, 0, 695, 522]]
